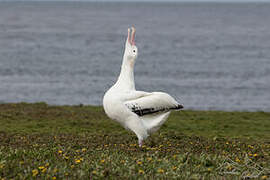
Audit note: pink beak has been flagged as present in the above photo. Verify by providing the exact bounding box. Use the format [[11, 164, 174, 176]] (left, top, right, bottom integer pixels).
[[127, 26, 136, 45]]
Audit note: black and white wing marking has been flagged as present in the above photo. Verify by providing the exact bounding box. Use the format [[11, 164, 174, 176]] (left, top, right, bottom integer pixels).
[[124, 92, 183, 116]]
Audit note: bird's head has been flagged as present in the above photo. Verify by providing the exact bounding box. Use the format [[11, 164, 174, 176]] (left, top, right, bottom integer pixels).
[[124, 26, 138, 61]]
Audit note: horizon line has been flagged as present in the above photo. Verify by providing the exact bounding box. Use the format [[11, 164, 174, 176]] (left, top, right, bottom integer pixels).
[[1, 0, 270, 2]]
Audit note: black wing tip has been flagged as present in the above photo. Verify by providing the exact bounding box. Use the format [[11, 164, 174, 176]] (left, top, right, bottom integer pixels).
[[178, 104, 184, 109], [174, 104, 184, 110]]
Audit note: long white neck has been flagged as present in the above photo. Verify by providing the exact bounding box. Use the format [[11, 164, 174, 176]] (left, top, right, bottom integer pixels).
[[114, 54, 135, 90]]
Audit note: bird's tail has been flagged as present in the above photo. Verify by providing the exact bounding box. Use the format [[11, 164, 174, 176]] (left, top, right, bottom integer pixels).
[[140, 111, 171, 134]]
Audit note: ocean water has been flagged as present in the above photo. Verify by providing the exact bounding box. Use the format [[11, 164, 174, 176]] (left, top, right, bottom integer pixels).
[[0, 2, 269, 111]]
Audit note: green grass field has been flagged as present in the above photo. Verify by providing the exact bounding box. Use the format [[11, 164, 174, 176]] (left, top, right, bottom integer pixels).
[[0, 103, 269, 179]]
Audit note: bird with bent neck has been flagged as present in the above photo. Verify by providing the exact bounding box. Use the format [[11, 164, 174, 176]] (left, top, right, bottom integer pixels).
[[103, 26, 183, 147]]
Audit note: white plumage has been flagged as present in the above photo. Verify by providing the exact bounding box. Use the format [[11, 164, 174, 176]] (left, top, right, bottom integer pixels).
[[103, 26, 183, 146]]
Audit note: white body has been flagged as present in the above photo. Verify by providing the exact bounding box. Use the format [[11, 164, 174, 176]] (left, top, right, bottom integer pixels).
[[103, 27, 183, 146]]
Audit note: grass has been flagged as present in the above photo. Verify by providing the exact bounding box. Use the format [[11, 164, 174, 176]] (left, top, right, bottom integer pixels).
[[0, 102, 269, 179]]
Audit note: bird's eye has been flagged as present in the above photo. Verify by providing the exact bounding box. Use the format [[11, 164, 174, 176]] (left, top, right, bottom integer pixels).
[[133, 50, 136, 53]]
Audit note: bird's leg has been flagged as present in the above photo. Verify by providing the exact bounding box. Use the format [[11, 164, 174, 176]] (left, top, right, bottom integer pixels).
[[138, 139, 144, 147]]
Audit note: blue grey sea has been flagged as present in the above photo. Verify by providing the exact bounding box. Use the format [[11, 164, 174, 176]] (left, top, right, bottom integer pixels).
[[0, 2, 269, 111]]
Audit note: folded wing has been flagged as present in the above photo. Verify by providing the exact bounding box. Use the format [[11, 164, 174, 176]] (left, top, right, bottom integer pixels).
[[124, 92, 183, 116]]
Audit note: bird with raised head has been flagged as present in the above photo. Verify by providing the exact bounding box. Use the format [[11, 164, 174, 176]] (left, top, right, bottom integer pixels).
[[103, 26, 183, 147]]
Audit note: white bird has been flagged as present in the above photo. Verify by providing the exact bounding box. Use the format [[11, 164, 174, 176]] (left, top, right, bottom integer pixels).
[[103, 26, 183, 147]]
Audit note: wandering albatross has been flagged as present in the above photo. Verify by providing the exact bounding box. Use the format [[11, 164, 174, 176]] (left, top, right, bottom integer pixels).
[[103, 26, 183, 147]]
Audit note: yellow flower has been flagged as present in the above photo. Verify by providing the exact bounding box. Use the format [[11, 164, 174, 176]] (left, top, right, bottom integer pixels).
[[207, 168, 212, 171], [261, 176, 268, 180], [65, 172, 69, 176], [172, 166, 177, 170], [82, 148, 87, 152], [76, 150, 80, 153], [172, 155, 177, 159], [45, 163, 49, 167], [235, 157, 241, 163], [157, 168, 164, 173], [19, 161, 24, 165], [64, 155, 69, 160], [138, 169, 145, 174], [92, 170, 97, 175], [137, 161, 142, 165], [147, 157, 152, 161], [75, 159, 81, 164], [253, 154, 258, 157], [38, 166, 45, 170], [71, 165, 75, 168], [41, 168, 47, 173], [58, 150, 62, 154], [32, 169, 38, 177], [226, 142, 229, 145], [100, 159, 105, 163], [52, 177, 56, 180]]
